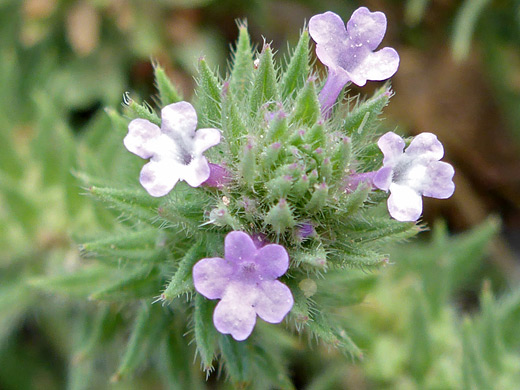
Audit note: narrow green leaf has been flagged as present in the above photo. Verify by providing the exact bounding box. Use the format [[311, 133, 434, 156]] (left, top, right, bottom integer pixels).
[[343, 216, 420, 243], [80, 229, 164, 266], [343, 86, 390, 137], [461, 317, 492, 390], [452, 0, 492, 62], [239, 139, 257, 188], [73, 305, 112, 362], [221, 94, 247, 155], [125, 96, 161, 126], [405, 0, 430, 26], [32, 91, 75, 185], [162, 241, 205, 301], [290, 78, 320, 126], [229, 23, 254, 100], [89, 266, 161, 301], [88, 186, 161, 224], [0, 282, 34, 347], [409, 288, 433, 380], [153, 62, 182, 106], [0, 119, 23, 178], [306, 312, 362, 359], [479, 281, 504, 369], [281, 29, 310, 99], [196, 58, 222, 127], [112, 304, 164, 381], [219, 334, 251, 384], [28, 266, 120, 298], [252, 344, 296, 390], [0, 173, 39, 236], [194, 294, 218, 371], [249, 44, 279, 114], [105, 107, 129, 136], [160, 318, 204, 389]]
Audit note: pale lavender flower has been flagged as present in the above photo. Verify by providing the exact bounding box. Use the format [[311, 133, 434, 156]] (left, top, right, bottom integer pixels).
[[124, 102, 221, 197], [193, 231, 293, 341], [373, 132, 455, 222], [309, 8, 400, 115]]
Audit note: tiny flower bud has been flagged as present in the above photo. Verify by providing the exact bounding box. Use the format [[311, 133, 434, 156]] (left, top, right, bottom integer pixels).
[[299, 279, 318, 298], [306, 182, 328, 213], [265, 198, 296, 235]]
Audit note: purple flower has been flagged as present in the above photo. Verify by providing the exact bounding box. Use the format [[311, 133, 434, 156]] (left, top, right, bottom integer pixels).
[[192, 231, 294, 341], [373, 132, 455, 222], [202, 163, 232, 189], [124, 102, 221, 197], [309, 8, 400, 115]]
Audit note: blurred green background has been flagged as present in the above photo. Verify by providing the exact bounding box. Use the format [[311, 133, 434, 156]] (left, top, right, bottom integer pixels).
[[1, 0, 520, 389]]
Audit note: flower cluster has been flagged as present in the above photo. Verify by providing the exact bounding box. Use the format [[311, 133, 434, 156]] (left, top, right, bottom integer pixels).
[[121, 7, 455, 341]]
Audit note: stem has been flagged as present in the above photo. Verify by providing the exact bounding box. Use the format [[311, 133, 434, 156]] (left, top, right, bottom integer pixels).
[[318, 70, 350, 118]]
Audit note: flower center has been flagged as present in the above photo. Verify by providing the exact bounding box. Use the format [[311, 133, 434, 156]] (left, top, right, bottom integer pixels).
[[242, 262, 257, 272]]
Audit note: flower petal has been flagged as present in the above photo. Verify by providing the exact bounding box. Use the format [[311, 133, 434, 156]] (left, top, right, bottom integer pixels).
[[182, 155, 211, 187], [378, 132, 405, 166], [358, 47, 400, 82], [310, 12, 349, 71], [421, 161, 455, 199], [388, 183, 423, 221], [161, 101, 198, 139], [225, 231, 257, 264], [346, 7, 387, 51], [202, 163, 231, 188], [193, 257, 234, 299], [309, 11, 348, 45], [254, 244, 289, 279], [405, 132, 444, 161], [373, 166, 393, 191], [193, 128, 221, 154], [124, 119, 161, 159], [213, 292, 257, 341], [254, 280, 294, 324], [139, 160, 179, 197]]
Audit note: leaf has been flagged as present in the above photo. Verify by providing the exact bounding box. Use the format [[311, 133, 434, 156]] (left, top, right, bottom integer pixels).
[[162, 241, 205, 301], [193, 294, 218, 371], [0, 173, 39, 236], [306, 311, 362, 359], [89, 266, 162, 301], [290, 79, 320, 126], [249, 44, 279, 114], [281, 29, 310, 100], [80, 229, 163, 265], [28, 266, 120, 298], [112, 303, 165, 381], [153, 62, 182, 106], [125, 97, 161, 126], [229, 23, 254, 100], [87, 186, 161, 224], [452, 0, 492, 62], [195, 57, 222, 127], [343, 86, 390, 138], [219, 334, 251, 384], [409, 287, 433, 381]]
